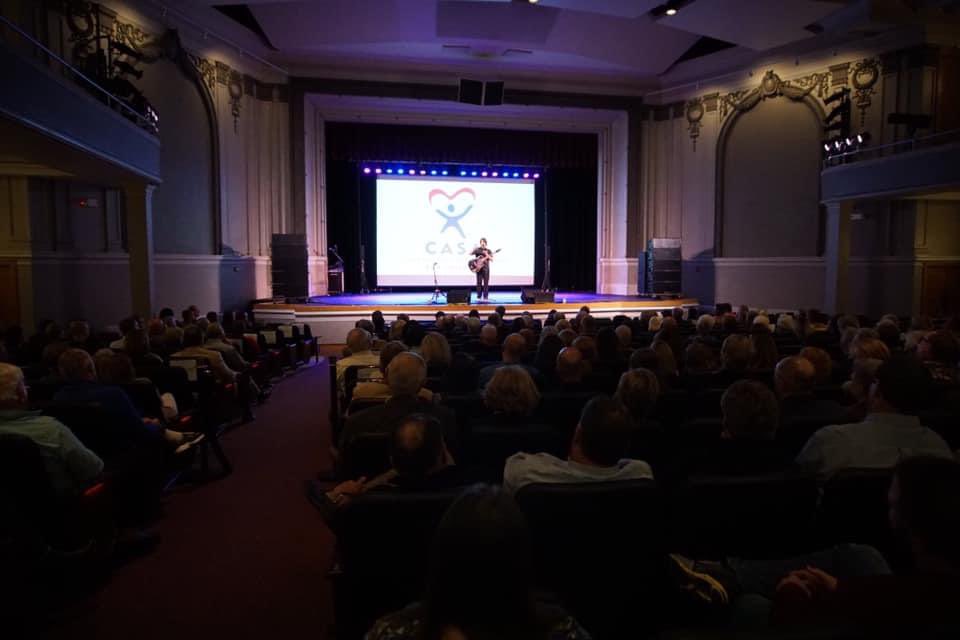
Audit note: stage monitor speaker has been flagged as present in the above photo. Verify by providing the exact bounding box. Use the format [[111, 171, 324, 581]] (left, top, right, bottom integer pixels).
[[521, 288, 555, 304], [447, 289, 471, 304], [483, 81, 504, 106], [458, 79, 483, 105], [644, 238, 681, 295], [271, 233, 308, 299]]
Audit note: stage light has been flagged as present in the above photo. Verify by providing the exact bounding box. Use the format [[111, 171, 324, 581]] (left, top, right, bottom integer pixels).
[[665, 7, 677, 15], [362, 167, 371, 174], [408, 169, 416, 175], [823, 143, 831, 152], [374, 168, 382, 174], [845, 137, 853, 146], [442, 170, 449, 176], [481, 171, 488, 177], [430, 169, 437, 175], [386, 168, 393, 174], [533, 173, 540, 179], [460, 170, 467, 176], [512, 172, 520, 178], [492, 171, 499, 177], [523, 172, 530, 178], [471, 171, 478, 176], [419, 169, 426, 175]]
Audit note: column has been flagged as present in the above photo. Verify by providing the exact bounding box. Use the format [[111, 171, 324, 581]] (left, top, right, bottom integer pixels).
[[124, 182, 156, 318], [823, 199, 852, 314]]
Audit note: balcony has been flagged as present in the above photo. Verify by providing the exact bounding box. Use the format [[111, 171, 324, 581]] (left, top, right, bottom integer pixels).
[[0, 15, 160, 183]]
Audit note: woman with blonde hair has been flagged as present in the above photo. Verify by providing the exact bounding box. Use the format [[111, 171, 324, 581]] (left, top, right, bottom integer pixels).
[[482, 366, 541, 418], [420, 332, 452, 374]]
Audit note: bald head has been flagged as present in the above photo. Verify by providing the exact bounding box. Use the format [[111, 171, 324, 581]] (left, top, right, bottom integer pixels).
[[502, 333, 527, 364], [615, 324, 633, 348], [386, 351, 427, 397], [799, 346, 832, 385], [556, 347, 585, 384], [391, 414, 445, 478], [572, 335, 598, 362], [775, 356, 817, 398], [346, 328, 372, 354]]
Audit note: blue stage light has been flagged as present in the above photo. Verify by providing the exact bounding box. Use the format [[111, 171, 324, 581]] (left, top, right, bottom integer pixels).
[[430, 170, 437, 176], [470, 171, 478, 176], [442, 170, 449, 176], [386, 168, 393, 174], [460, 170, 467, 176], [512, 172, 519, 178]]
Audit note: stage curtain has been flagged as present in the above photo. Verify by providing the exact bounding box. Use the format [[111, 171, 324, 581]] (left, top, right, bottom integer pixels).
[[326, 123, 597, 171], [543, 168, 597, 291]]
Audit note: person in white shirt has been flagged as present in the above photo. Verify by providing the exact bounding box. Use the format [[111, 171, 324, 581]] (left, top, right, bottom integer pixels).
[[796, 353, 952, 482], [336, 327, 380, 393], [503, 395, 653, 494]]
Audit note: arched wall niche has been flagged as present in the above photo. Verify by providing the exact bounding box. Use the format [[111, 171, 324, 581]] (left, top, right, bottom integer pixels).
[[715, 71, 826, 258]]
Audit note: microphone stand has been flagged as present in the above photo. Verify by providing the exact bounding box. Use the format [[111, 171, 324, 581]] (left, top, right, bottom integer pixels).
[[430, 262, 445, 304]]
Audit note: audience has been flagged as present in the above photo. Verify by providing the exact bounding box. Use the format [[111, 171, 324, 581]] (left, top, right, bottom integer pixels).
[[477, 333, 541, 388], [503, 396, 653, 494], [336, 328, 379, 391], [481, 366, 541, 420], [796, 354, 953, 482], [614, 368, 660, 427], [775, 356, 846, 425], [419, 332, 452, 375], [204, 323, 248, 372], [352, 341, 432, 403]]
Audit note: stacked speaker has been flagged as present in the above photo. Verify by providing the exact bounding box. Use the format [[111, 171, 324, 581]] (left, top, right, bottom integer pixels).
[[642, 238, 682, 295], [271, 234, 308, 299]]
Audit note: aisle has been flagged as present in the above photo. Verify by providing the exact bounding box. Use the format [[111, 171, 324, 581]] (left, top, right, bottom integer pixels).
[[44, 361, 336, 639]]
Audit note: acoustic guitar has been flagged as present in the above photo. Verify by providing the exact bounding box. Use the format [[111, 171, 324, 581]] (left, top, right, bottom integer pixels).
[[467, 248, 501, 273]]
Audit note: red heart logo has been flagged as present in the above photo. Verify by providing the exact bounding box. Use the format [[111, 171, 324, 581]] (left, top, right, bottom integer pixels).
[[429, 187, 475, 209]]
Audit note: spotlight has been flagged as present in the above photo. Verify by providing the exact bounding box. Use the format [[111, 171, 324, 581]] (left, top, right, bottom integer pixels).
[[823, 143, 831, 152], [533, 173, 540, 179], [834, 140, 842, 150], [419, 169, 426, 175], [375, 168, 382, 174], [492, 171, 499, 177], [362, 167, 371, 174], [471, 171, 478, 176], [845, 137, 853, 146], [665, 7, 677, 15], [481, 171, 488, 177], [408, 169, 416, 175], [512, 172, 520, 178], [523, 172, 530, 178], [386, 169, 393, 174], [430, 170, 437, 175], [442, 170, 449, 176], [460, 170, 467, 176]]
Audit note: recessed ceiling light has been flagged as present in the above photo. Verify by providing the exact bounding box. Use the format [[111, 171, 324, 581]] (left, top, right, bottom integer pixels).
[[665, 8, 678, 15], [528, 0, 539, 4]]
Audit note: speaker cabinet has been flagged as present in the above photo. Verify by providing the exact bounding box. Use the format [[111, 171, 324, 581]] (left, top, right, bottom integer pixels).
[[521, 289, 555, 304], [271, 233, 308, 299], [447, 289, 471, 304], [644, 238, 681, 295], [483, 81, 504, 105], [458, 79, 483, 105]]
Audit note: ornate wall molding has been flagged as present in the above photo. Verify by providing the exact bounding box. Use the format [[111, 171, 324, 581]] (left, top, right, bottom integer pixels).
[[718, 70, 830, 121], [851, 58, 880, 126], [685, 98, 704, 150]]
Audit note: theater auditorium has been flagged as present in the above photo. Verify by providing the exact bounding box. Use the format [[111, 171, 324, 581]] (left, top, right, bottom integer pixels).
[[1, 0, 960, 638]]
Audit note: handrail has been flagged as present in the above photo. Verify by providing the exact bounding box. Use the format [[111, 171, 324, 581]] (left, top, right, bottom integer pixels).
[[0, 14, 155, 132], [823, 128, 960, 168]]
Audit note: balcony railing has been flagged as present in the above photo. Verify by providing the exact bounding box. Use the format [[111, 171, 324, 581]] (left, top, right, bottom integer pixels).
[[0, 14, 158, 135], [823, 128, 960, 169]]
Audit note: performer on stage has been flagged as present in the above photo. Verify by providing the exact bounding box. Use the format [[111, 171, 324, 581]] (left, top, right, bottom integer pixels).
[[471, 237, 493, 302]]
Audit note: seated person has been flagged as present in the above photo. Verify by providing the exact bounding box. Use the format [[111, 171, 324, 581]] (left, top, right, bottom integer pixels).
[[477, 333, 542, 389], [918, 329, 959, 387], [614, 368, 660, 427], [367, 485, 590, 640], [710, 334, 754, 387], [419, 332, 451, 376], [775, 356, 847, 425], [548, 346, 592, 392], [503, 395, 654, 494], [204, 323, 249, 372], [171, 325, 238, 385], [478, 365, 541, 426], [796, 354, 952, 482], [798, 346, 835, 385], [339, 352, 456, 452], [671, 457, 960, 633], [336, 327, 379, 393], [320, 414, 477, 518], [124, 329, 165, 368], [0, 363, 103, 497], [351, 341, 433, 403]]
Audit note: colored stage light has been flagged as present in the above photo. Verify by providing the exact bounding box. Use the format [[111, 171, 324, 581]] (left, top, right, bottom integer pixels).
[[374, 168, 382, 174], [442, 170, 449, 176], [460, 170, 467, 176], [362, 167, 371, 174], [492, 171, 499, 177], [512, 172, 519, 178], [471, 171, 478, 176], [533, 173, 540, 179], [408, 169, 416, 175], [481, 171, 488, 177], [419, 169, 426, 175], [386, 168, 393, 174], [523, 172, 530, 178], [430, 170, 437, 175]]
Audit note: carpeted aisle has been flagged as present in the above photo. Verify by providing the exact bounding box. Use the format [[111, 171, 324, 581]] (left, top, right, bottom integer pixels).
[[44, 361, 336, 640]]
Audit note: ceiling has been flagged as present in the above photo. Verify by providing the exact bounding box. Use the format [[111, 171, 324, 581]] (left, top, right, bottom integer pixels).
[[197, 0, 857, 86]]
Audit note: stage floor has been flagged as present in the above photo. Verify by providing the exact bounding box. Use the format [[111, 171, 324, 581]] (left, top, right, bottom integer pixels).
[[254, 290, 699, 343]]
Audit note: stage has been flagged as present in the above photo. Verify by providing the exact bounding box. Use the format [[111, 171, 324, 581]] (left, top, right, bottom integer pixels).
[[254, 291, 699, 344]]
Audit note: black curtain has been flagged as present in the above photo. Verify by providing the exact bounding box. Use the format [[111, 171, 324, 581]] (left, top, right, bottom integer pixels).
[[544, 168, 597, 291], [325, 123, 597, 292]]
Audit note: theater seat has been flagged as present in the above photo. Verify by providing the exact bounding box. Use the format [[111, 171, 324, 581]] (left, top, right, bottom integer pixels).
[[336, 432, 392, 481], [329, 488, 463, 640], [515, 480, 667, 639], [818, 468, 903, 566], [670, 472, 819, 559], [461, 423, 566, 480]]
